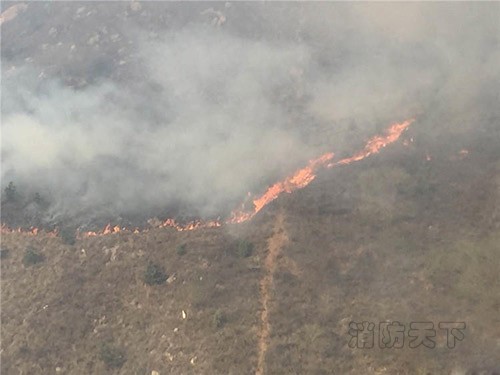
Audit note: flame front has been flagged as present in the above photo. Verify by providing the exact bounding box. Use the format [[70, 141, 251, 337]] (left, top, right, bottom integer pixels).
[[228, 119, 413, 224], [1, 119, 414, 237], [327, 119, 414, 167], [0, 224, 57, 237], [227, 152, 334, 223]]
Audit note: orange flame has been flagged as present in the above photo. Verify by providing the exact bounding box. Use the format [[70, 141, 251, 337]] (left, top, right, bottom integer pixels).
[[327, 119, 414, 168], [228, 119, 414, 224], [0, 224, 57, 237], [159, 218, 222, 231], [227, 152, 334, 223], [1, 118, 414, 237]]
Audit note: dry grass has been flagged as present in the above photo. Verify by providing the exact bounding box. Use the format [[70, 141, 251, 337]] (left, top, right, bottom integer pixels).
[[2, 131, 500, 374], [1, 226, 263, 374]]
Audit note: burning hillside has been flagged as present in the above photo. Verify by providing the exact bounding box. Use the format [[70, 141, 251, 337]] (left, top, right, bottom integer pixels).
[[1, 119, 413, 237], [1, 3, 499, 375]]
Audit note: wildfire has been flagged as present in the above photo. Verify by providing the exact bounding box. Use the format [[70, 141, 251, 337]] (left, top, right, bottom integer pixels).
[[77, 218, 223, 237], [227, 152, 334, 224], [327, 119, 414, 168], [159, 218, 222, 231], [228, 118, 413, 224], [1, 118, 414, 238], [0, 224, 57, 237]]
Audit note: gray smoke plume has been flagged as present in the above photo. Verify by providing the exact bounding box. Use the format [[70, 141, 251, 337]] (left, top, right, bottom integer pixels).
[[1, 2, 498, 226]]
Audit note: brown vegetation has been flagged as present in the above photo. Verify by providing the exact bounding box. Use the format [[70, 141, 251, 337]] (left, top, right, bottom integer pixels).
[[2, 130, 500, 374]]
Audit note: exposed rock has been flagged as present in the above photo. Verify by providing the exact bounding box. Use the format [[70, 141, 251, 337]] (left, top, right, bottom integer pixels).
[[166, 274, 176, 284], [164, 351, 174, 361]]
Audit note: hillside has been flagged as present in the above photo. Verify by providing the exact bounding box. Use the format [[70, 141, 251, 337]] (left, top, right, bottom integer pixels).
[[2, 2, 500, 374], [2, 124, 500, 374]]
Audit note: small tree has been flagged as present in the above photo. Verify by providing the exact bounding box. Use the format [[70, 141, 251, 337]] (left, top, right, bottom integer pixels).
[[143, 262, 167, 286], [23, 247, 44, 266], [237, 239, 254, 258], [4, 181, 17, 202], [34, 192, 43, 205], [0, 248, 10, 260], [33, 192, 50, 210], [59, 227, 76, 245], [213, 309, 227, 329], [99, 342, 126, 369], [176, 244, 187, 256]]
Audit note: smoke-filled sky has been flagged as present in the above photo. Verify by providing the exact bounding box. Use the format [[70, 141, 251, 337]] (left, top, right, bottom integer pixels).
[[1, 2, 499, 224]]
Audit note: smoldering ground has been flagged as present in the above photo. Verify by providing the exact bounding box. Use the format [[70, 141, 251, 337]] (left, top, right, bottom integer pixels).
[[1, 2, 498, 228]]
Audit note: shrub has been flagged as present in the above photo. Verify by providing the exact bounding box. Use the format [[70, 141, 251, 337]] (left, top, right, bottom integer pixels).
[[176, 244, 187, 256], [99, 343, 126, 369], [0, 248, 10, 260], [59, 227, 76, 245], [33, 192, 50, 210], [143, 262, 167, 286], [213, 309, 227, 329], [4, 181, 17, 202], [237, 239, 254, 258], [23, 247, 44, 266]]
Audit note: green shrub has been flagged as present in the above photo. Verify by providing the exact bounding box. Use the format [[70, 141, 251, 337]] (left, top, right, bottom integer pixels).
[[23, 247, 44, 266], [59, 227, 76, 245], [176, 244, 187, 256], [237, 239, 254, 258], [0, 248, 10, 260], [143, 262, 167, 286], [213, 309, 227, 329], [99, 343, 126, 369]]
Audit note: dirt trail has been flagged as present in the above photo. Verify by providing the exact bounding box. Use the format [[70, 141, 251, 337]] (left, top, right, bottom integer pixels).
[[256, 211, 289, 375]]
